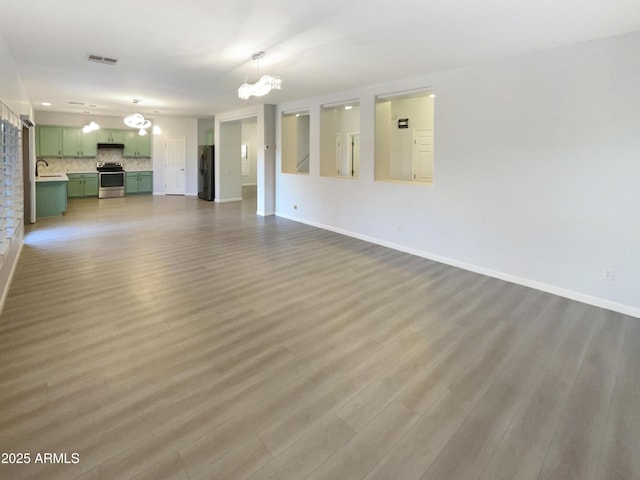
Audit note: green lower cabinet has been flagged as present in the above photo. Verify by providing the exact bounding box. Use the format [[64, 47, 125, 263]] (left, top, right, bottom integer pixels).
[[36, 181, 67, 217], [126, 171, 153, 194], [67, 173, 99, 198]]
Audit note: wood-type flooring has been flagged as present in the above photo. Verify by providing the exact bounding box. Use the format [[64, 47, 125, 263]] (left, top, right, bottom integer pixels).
[[0, 195, 637, 480]]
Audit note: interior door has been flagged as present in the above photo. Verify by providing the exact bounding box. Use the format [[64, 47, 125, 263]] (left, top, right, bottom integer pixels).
[[165, 136, 186, 195], [412, 129, 434, 182]]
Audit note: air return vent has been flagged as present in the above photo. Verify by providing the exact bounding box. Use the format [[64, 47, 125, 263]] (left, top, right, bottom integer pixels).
[[88, 54, 118, 65]]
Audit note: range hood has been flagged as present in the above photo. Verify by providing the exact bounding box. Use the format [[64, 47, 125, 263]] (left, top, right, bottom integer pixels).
[[97, 143, 125, 149]]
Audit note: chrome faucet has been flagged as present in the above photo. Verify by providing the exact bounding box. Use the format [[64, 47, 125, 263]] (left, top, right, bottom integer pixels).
[[35, 159, 49, 177]]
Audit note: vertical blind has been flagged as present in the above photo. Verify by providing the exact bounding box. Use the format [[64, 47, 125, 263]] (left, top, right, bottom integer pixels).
[[0, 100, 23, 259]]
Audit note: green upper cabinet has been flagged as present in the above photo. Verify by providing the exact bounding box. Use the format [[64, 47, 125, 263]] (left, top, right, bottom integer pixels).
[[36, 125, 150, 158], [37, 126, 63, 157], [123, 130, 151, 157], [81, 130, 99, 157], [98, 129, 126, 144], [62, 128, 79, 156], [62, 128, 98, 157]]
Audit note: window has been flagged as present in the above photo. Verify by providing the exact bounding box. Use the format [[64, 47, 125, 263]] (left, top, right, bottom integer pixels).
[[1, 100, 23, 258], [281, 111, 310, 174], [375, 89, 434, 183], [320, 101, 360, 178]]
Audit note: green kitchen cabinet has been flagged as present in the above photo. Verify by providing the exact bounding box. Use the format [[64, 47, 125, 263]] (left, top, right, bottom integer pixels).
[[62, 128, 98, 157], [126, 171, 153, 194], [123, 130, 151, 157], [98, 129, 126, 144], [37, 126, 63, 157], [36, 180, 67, 217], [81, 131, 99, 157], [67, 173, 99, 198]]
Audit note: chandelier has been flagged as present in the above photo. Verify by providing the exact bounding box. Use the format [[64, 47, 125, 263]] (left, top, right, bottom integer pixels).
[[124, 113, 152, 135], [238, 52, 282, 100]]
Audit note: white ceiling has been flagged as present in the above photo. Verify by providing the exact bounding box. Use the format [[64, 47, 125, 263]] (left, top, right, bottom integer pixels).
[[2, 0, 639, 118]]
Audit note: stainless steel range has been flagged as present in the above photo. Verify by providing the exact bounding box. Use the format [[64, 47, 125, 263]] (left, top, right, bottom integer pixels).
[[97, 162, 125, 198]]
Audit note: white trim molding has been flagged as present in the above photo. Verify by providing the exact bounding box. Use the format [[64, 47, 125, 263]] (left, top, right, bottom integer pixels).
[[276, 212, 640, 319]]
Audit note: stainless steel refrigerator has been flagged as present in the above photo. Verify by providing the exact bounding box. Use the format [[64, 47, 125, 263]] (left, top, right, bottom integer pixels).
[[198, 145, 215, 201]]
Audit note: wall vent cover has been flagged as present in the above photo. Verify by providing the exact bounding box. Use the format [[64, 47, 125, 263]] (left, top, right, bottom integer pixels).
[[88, 54, 118, 66]]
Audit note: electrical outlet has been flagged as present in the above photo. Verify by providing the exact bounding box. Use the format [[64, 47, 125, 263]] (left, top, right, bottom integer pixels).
[[603, 268, 614, 281], [395, 224, 401, 232]]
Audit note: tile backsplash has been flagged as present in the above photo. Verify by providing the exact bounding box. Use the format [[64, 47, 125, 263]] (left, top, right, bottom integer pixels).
[[37, 155, 152, 174]]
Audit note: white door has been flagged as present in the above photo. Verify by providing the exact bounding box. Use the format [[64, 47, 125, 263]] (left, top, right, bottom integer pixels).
[[347, 133, 360, 178], [165, 136, 186, 195], [412, 129, 434, 182]]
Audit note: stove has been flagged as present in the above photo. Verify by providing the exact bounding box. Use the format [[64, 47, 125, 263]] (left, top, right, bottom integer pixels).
[[97, 162, 125, 198]]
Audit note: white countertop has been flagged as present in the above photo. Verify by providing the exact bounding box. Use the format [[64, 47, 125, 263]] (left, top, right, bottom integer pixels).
[[36, 173, 69, 182]]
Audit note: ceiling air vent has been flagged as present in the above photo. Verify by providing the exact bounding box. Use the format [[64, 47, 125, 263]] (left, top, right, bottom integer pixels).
[[88, 54, 118, 66]]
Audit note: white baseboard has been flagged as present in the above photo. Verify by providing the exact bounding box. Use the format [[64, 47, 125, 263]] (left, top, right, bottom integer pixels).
[[276, 212, 640, 319], [256, 210, 275, 217], [215, 197, 243, 203]]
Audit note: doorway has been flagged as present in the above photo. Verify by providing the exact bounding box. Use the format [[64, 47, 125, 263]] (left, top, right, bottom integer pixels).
[[165, 136, 187, 195], [219, 117, 257, 208]]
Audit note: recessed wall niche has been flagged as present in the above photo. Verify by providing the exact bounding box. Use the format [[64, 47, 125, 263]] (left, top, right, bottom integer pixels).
[[320, 101, 360, 178], [375, 89, 434, 183], [281, 110, 310, 174]]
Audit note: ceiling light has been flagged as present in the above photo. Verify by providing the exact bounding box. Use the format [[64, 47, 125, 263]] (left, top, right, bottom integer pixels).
[[238, 52, 282, 100], [152, 125, 161, 135], [344, 105, 353, 110], [82, 121, 100, 133], [238, 75, 282, 100], [41, 102, 51, 107], [138, 129, 148, 136], [124, 113, 151, 130]]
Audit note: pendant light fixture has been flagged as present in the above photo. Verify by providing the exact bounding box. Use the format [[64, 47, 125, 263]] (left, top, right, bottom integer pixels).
[[82, 121, 100, 133], [124, 113, 152, 135], [238, 51, 282, 100]]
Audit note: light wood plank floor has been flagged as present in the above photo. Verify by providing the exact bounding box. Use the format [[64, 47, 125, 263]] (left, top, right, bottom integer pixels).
[[0, 195, 638, 480]]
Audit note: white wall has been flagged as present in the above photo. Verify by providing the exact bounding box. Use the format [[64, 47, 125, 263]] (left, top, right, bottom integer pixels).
[[0, 31, 31, 313], [197, 117, 214, 145], [219, 121, 243, 200], [0, 33, 30, 116], [275, 31, 640, 317]]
